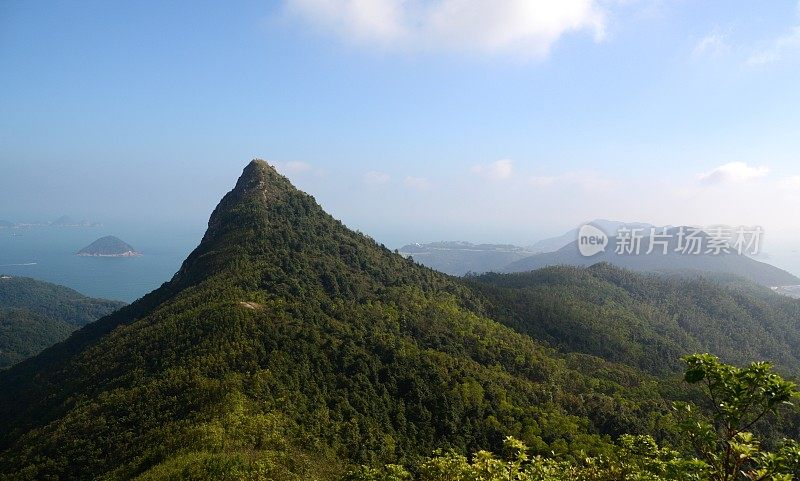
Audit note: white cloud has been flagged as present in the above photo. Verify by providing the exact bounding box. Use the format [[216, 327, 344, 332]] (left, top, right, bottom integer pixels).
[[692, 30, 729, 58], [747, 25, 800, 66], [471, 159, 514, 180], [404, 176, 432, 191], [779, 175, 800, 189], [275, 160, 327, 177], [698, 162, 770, 185], [286, 0, 405, 44], [282, 160, 312, 174], [363, 170, 391, 187], [285, 0, 606, 58]]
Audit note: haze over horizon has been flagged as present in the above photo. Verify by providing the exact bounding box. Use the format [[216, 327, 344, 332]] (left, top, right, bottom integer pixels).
[[3, 1, 800, 248]]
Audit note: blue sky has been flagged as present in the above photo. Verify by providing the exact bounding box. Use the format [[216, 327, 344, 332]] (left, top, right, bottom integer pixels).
[[2, 0, 800, 247]]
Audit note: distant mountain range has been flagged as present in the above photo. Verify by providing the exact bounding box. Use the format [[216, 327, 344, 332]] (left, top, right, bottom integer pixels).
[[402, 221, 799, 288], [528, 219, 654, 253], [0, 216, 102, 228], [504, 226, 800, 287], [50, 215, 102, 227], [398, 241, 536, 275], [399, 221, 655, 276]]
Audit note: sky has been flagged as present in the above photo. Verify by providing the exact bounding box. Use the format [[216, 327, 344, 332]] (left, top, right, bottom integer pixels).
[[2, 0, 800, 249]]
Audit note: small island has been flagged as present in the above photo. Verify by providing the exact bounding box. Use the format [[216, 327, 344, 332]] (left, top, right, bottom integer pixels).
[[76, 236, 141, 257]]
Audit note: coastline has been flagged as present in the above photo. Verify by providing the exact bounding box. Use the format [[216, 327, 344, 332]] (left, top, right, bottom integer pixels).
[[76, 251, 142, 257]]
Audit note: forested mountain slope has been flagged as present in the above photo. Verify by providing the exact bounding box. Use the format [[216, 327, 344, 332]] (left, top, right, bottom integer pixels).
[[0, 276, 125, 368], [0, 308, 73, 368], [468, 264, 800, 375], [0, 275, 126, 327], [0, 161, 677, 480]]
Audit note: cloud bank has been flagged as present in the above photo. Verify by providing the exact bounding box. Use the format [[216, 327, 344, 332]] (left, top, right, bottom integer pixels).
[[698, 162, 770, 185], [285, 0, 606, 58], [471, 159, 514, 180]]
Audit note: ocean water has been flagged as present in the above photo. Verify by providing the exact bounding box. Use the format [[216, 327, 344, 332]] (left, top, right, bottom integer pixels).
[[0, 225, 203, 302], [759, 247, 800, 281]]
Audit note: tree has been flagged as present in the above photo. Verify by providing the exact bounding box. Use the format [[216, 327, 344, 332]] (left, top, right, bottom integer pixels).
[[679, 353, 800, 481], [344, 355, 800, 481]]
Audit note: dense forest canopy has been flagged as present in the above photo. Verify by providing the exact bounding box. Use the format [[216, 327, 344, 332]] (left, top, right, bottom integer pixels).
[[347, 355, 800, 481], [0, 276, 125, 369], [468, 264, 800, 376]]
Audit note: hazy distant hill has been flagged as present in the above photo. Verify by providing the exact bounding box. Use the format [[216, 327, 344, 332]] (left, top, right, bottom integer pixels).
[[398, 241, 535, 275], [0, 220, 12, 228], [529, 220, 654, 253], [504, 227, 800, 287], [76, 235, 141, 257], [399, 221, 655, 276], [0, 276, 125, 368]]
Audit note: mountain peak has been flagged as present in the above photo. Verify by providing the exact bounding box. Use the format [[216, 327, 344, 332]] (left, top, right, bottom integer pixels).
[[234, 159, 280, 192], [210, 159, 301, 218], [203, 160, 298, 236], [168, 159, 358, 295]]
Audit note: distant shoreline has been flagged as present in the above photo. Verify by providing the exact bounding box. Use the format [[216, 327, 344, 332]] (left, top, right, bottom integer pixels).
[[76, 251, 142, 258]]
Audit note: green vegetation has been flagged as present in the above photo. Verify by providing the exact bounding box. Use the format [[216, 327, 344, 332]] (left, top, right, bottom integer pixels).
[[0, 275, 126, 327], [0, 162, 669, 479], [0, 276, 125, 368], [346, 355, 800, 481], [0, 308, 73, 367], [0, 162, 797, 480], [678, 354, 799, 480], [468, 265, 800, 375]]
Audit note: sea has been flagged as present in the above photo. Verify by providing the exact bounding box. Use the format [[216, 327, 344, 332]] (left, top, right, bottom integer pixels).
[[0, 225, 204, 303], [2, 223, 800, 303], [749, 244, 800, 284]]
